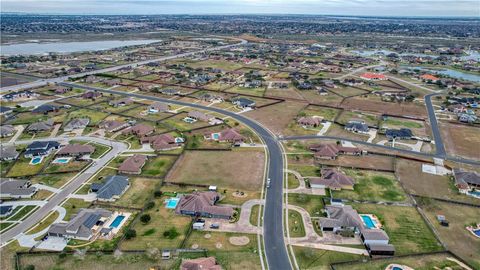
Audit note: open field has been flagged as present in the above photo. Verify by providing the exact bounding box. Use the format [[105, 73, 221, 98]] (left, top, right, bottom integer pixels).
[[341, 96, 427, 118], [30, 172, 77, 188], [333, 170, 408, 202], [316, 155, 395, 171], [298, 90, 344, 107], [245, 101, 307, 134], [351, 204, 443, 255], [226, 86, 266, 97], [166, 149, 265, 191], [334, 252, 465, 270], [185, 231, 257, 251], [440, 123, 480, 160], [420, 200, 480, 269], [113, 177, 158, 208], [293, 246, 364, 270], [141, 155, 178, 177]]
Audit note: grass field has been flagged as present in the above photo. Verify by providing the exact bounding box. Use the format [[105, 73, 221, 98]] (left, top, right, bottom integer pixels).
[[43, 160, 89, 174], [293, 246, 364, 270], [166, 150, 265, 191], [316, 155, 395, 171], [420, 200, 480, 269], [27, 211, 59, 235], [6, 156, 52, 177], [288, 194, 325, 217], [141, 155, 178, 177], [245, 101, 307, 134], [288, 209, 306, 238], [440, 123, 480, 160], [66, 109, 109, 126], [7, 205, 38, 222], [184, 231, 257, 252], [351, 204, 442, 255], [335, 252, 464, 270], [226, 86, 266, 97], [250, 205, 261, 226], [333, 170, 408, 202], [113, 177, 157, 208], [30, 173, 76, 188]]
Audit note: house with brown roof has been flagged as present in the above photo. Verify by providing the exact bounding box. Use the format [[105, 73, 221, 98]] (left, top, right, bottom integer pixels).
[[218, 128, 245, 144], [310, 143, 361, 160], [175, 191, 233, 219], [81, 91, 102, 100], [109, 97, 133, 107], [181, 257, 222, 270], [141, 134, 180, 151], [309, 168, 355, 190], [297, 116, 322, 128], [57, 144, 95, 157], [148, 102, 169, 113], [122, 124, 154, 138], [99, 120, 129, 132], [118, 155, 147, 175], [188, 111, 213, 122]]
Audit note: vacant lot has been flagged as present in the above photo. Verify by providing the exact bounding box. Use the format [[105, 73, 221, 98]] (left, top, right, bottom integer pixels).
[[335, 252, 464, 270], [298, 90, 344, 107], [293, 246, 364, 270], [114, 177, 157, 208], [341, 96, 427, 118], [7, 156, 53, 177], [245, 100, 307, 134], [141, 155, 178, 177], [396, 159, 479, 204], [30, 172, 76, 188], [66, 109, 109, 126], [420, 200, 480, 269], [440, 123, 480, 160], [351, 204, 442, 255], [317, 155, 394, 171], [333, 170, 408, 202], [166, 150, 264, 191], [185, 231, 257, 251]]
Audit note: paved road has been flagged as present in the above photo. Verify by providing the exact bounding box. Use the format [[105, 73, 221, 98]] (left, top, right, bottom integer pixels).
[[424, 92, 447, 157], [59, 82, 293, 270], [0, 136, 127, 246], [280, 134, 480, 166], [0, 38, 247, 93]]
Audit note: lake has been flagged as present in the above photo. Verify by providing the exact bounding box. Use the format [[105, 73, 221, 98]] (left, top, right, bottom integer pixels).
[[352, 49, 480, 61], [0, 39, 162, 56], [403, 66, 480, 83]]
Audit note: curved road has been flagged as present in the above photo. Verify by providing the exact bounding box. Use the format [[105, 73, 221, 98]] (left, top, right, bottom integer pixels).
[[60, 82, 293, 270]]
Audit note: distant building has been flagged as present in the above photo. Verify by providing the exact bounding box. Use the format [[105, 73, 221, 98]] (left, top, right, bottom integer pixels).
[[63, 118, 90, 131], [0, 145, 19, 161], [297, 117, 322, 128], [122, 124, 154, 138], [99, 120, 129, 133], [452, 169, 480, 194], [232, 97, 256, 109], [149, 102, 169, 113], [27, 119, 55, 133], [56, 144, 95, 157], [309, 143, 362, 160], [0, 125, 16, 137], [360, 73, 387, 81], [0, 179, 37, 199], [218, 128, 245, 144], [344, 120, 369, 134], [309, 168, 355, 190]]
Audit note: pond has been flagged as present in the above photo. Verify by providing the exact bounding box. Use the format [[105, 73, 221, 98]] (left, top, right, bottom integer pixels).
[[402, 66, 480, 83], [1, 39, 162, 56]]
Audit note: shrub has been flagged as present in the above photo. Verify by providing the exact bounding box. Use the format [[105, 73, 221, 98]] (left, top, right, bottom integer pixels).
[[145, 201, 155, 210], [23, 265, 35, 270], [125, 229, 137, 240], [153, 190, 162, 197], [140, 214, 151, 224], [163, 227, 179, 239]]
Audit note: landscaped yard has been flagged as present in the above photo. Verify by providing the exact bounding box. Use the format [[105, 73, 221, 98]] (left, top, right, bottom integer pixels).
[[43, 160, 90, 174], [288, 209, 306, 238], [333, 170, 408, 202], [30, 173, 76, 188], [6, 156, 53, 177], [141, 155, 178, 177], [113, 177, 158, 208], [288, 194, 325, 217], [351, 204, 443, 255]]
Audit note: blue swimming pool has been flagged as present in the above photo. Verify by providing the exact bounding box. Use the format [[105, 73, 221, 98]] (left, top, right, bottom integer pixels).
[[212, 133, 220, 140], [30, 156, 43, 165], [393, 267, 403, 270], [110, 215, 125, 228], [183, 117, 196, 123], [474, 229, 480, 237], [166, 197, 180, 209], [53, 157, 70, 164], [361, 215, 377, 229]]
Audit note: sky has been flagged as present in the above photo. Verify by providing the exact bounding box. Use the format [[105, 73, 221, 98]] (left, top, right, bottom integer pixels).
[[1, 0, 479, 17]]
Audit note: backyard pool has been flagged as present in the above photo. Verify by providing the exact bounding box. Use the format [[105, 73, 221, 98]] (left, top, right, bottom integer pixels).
[[360, 214, 377, 229], [53, 157, 71, 164], [211, 133, 220, 140], [474, 229, 480, 237], [175, 137, 185, 143], [183, 117, 197, 123], [30, 156, 43, 165], [468, 190, 480, 198], [110, 215, 126, 228], [165, 197, 180, 209]]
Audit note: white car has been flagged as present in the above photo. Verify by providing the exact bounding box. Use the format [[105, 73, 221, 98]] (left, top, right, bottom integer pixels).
[[266, 178, 271, 188]]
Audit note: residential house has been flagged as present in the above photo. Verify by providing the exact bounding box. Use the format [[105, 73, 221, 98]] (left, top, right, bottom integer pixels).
[[0, 205, 13, 217], [458, 113, 477, 123], [176, 191, 234, 219], [181, 257, 222, 270], [0, 179, 37, 199], [160, 89, 180, 96], [99, 120, 129, 133], [297, 117, 322, 128], [149, 102, 169, 113], [319, 205, 363, 234], [56, 144, 95, 157], [0, 125, 16, 137], [104, 79, 121, 87], [218, 128, 245, 144], [118, 155, 147, 175], [91, 175, 130, 202], [32, 104, 58, 114], [188, 111, 213, 122], [63, 118, 90, 131], [54, 85, 72, 94], [24, 141, 61, 158], [0, 106, 13, 116], [310, 144, 361, 160], [1, 90, 38, 101], [360, 73, 387, 81], [344, 120, 369, 134], [81, 91, 102, 100], [232, 97, 256, 109], [452, 168, 480, 194], [0, 145, 19, 161], [198, 93, 224, 103], [244, 80, 262, 88], [109, 97, 133, 107], [420, 74, 439, 82], [122, 124, 154, 138], [47, 208, 113, 241], [385, 128, 413, 140], [27, 119, 54, 133], [309, 168, 355, 190], [141, 134, 180, 151]]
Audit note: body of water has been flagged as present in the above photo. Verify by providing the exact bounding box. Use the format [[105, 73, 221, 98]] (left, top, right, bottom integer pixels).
[[352, 49, 480, 62], [1, 39, 161, 56], [403, 66, 480, 82]]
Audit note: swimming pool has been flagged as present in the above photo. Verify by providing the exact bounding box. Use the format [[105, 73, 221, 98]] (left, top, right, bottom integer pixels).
[[30, 156, 43, 165], [165, 197, 180, 209], [361, 215, 377, 229], [110, 215, 125, 228], [211, 133, 220, 140], [183, 117, 196, 123], [468, 190, 480, 198], [53, 157, 71, 164], [175, 137, 185, 143], [474, 229, 480, 237]]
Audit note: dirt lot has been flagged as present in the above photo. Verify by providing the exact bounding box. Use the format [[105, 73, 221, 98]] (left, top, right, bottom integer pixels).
[[341, 96, 427, 118], [395, 159, 479, 204], [245, 100, 307, 134], [440, 122, 480, 160], [166, 149, 265, 191], [317, 154, 395, 171], [420, 200, 480, 269]]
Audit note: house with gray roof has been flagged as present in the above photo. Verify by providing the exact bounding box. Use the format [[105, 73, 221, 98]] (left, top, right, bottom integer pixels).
[[47, 208, 113, 241], [232, 97, 255, 109], [64, 118, 90, 131], [0, 145, 19, 161], [0, 179, 37, 199], [452, 168, 480, 194], [345, 120, 369, 134], [0, 205, 14, 217], [91, 175, 130, 202], [27, 119, 54, 133], [0, 125, 16, 137]]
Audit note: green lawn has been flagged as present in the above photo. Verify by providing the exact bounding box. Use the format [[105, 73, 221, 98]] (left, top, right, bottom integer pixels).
[[288, 209, 306, 238], [43, 160, 89, 174], [351, 204, 443, 255], [30, 173, 76, 188], [89, 143, 111, 158], [293, 246, 364, 270], [66, 109, 109, 125], [333, 170, 407, 202], [6, 156, 52, 177], [141, 155, 178, 177], [287, 173, 301, 189], [382, 118, 423, 129], [8, 205, 38, 221], [250, 205, 261, 226], [0, 222, 15, 232], [61, 199, 92, 221], [288, 194, 325, 217]]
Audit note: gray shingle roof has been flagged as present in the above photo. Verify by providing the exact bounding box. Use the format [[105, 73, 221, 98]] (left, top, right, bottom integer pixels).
[[95, 175, 129, 200]]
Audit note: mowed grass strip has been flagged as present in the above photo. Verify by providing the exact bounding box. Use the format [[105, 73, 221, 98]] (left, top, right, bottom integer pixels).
[[288, 209, 306, 238], [351, 204, 443, 255]]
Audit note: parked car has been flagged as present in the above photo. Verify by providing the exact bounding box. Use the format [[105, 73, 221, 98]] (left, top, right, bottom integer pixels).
[[210, 223, 220, 229]]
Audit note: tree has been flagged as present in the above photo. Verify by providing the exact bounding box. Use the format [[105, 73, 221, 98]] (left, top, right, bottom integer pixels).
[[153, 190, 162, 198], [145, 201, 155, 210], [125, 229, 137, 240], [23, 265, 35, 270], [140, 214, 151, 224]]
